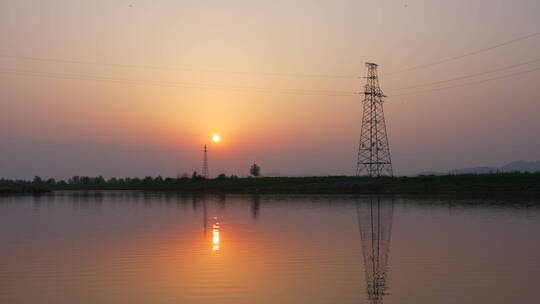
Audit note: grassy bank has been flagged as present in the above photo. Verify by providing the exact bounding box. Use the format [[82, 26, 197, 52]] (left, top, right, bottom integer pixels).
[[3, 173, 540, 196], [0, 183, 51, 194]]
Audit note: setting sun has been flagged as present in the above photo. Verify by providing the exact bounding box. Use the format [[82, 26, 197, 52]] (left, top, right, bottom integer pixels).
[[212, 134, 221, 143]]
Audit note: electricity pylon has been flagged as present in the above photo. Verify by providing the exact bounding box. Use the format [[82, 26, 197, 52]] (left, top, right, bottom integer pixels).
[[202, 144, 208, 178], [356, 62, 393, 177]]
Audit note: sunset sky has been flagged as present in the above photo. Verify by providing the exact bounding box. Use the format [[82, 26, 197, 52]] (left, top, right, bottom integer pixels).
[[1, 0, 540, 178]]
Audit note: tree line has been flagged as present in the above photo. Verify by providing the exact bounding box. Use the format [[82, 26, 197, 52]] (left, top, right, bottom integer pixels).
[[1, 163, 262, 190]]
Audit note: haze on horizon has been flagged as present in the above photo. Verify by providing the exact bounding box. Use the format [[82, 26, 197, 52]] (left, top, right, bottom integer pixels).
[[1, 0, 540, 179]]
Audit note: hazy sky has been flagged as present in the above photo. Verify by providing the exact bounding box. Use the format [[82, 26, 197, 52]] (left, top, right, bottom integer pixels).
[[1, 0, 540, 179]]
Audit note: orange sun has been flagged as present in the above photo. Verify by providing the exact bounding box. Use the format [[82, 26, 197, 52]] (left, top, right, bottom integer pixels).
[[212, 134, 221, 143]]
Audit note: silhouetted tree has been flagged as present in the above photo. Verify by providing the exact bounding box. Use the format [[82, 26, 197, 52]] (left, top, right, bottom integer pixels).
[[250, 164, 261, 177], [216, 173, 226, 179], [178, 172, 190, 179], [69, 176, 80, 184], [95, 176, 105, 184]]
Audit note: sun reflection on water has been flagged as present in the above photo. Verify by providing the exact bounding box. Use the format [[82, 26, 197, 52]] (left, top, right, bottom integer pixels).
[[212, 217, 221, 251]]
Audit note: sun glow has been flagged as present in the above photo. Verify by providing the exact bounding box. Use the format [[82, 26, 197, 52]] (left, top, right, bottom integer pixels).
[[212, 134, 221, 143], [212, 220, 220, 251]]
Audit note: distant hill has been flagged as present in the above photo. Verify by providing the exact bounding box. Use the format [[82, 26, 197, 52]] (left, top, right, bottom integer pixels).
[[419, 160, 540, 175], [501, 160, 540, 172]]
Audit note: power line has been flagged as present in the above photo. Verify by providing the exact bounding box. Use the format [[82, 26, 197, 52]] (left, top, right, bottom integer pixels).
[[391, 66, 540, 97], [3, 30, 540, 80], [0, 55, 359, 80], [0, 67, 356, 97], [384, 30, 540, 76], [386, 57, 540, 91]]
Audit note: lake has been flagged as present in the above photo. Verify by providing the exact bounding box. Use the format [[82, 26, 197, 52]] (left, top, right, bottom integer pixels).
[[1, 192, 539, 304]]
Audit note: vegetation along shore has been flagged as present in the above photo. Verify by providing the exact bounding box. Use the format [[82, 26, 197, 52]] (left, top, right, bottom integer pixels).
[[1, 173, 540, 196]]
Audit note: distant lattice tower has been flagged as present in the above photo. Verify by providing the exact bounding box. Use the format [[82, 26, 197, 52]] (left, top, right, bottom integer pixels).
[[356, 62, 393, 177], [202, 144, 209, 178]]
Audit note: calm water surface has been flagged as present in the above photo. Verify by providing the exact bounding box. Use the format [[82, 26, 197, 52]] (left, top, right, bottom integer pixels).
[[1, 192, 539, 304]]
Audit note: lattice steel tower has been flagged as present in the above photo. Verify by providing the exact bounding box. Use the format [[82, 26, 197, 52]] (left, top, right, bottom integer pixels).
[[202, 144, 208, 178], [356, 63, 393, 177]]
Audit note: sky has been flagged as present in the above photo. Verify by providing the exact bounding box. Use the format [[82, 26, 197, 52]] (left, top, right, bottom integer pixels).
[[1, 0, 540, 179]]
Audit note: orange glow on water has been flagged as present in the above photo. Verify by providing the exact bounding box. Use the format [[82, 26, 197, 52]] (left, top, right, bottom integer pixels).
[[212, 219, 221, 251]]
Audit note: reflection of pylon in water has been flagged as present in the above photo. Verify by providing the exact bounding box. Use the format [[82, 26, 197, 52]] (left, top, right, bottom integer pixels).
[[202, 199, 207, 235], [356, 197, 394, 304]]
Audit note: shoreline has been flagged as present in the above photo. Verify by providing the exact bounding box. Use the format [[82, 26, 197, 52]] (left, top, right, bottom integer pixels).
[[3, 173, 538, 197]]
